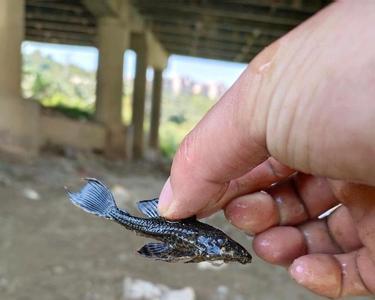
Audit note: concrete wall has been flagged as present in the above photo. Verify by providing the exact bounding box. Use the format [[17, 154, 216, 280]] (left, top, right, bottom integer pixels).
[[0, 100, 41, 157], [40, 114, 106, 152]]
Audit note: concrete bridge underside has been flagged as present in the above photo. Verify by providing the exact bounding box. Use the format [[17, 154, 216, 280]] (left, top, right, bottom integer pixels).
[[0, 0, 328, 159]]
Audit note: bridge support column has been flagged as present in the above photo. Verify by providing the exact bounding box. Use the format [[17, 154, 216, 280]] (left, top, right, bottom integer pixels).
[[0, 0, 40, 157], [95, 17, 128, 158], [131, 33, 148, 159], [149, 68, 163, 151]]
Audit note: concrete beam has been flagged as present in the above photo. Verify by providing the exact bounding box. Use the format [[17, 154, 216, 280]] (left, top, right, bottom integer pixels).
[[26, 28, 95, 45], [145, 30, 169, 70], [128, 5, 169, 69], [166, 46, 239, 62], [166, 44, 260, 61], [202, 0, 322, 13], [131, 32, 148, 159], [141, 15, 289, 37], [82, 0, 131, 28], [26, 20, 96, 35], [135, 1, 304, 26], [84, 0, 169, 69], [235, 30, 261, 62], [128, 4, 146, 33], [82, 0, 121, 18], [152, 25, 275, 45]]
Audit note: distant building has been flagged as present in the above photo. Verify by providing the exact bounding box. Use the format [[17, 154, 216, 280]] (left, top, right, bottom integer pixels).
[[163, 75, 228, 100]]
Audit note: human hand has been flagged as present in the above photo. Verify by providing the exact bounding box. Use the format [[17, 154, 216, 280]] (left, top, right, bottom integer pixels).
[[157, 1, 375, 298]]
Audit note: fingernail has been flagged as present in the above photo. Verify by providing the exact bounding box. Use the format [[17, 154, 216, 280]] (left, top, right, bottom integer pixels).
[[158, 178, 173, 215]]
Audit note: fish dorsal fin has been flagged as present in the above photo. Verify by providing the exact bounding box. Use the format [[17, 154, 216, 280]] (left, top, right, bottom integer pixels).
[[137, 242, 170, 258], [137, 198, 159, 218]]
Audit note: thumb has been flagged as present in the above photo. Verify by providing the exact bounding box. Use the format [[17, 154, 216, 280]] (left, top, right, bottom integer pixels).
[[158, 62, 270, 218], [158, 2, 375, 219]]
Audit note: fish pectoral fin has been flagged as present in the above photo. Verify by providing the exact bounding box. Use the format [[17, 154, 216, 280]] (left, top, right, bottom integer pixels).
[[137, 198, 160, 218], [137, 242, 171, 259], [138, 243, 193, 262], [184, 257, 205, 263]]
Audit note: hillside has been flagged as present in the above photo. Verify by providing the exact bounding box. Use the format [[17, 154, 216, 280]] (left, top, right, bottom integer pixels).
[[22, 50, 218, 158]]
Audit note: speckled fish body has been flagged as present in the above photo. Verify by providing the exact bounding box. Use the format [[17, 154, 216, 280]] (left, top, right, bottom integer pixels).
[[67, 179, 252, 264]]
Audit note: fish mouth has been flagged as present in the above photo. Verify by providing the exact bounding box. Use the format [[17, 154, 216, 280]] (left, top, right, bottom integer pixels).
[[225, 249, 252, 264], [239, 256, 252, 264], [233, 253, 252, 264], [221, 254, 252, 264]]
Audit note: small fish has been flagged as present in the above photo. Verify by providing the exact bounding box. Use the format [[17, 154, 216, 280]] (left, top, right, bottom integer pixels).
[[67, 178, 252, 264]]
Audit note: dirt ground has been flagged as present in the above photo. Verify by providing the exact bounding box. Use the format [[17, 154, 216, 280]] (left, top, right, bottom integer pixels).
[[0, 153, 371, 300]]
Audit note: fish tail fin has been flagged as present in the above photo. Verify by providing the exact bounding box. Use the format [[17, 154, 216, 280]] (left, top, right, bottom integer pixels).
[[67, 178, 122, 218]]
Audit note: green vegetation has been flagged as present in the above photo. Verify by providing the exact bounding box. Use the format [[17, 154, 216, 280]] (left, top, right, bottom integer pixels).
[[159, 91, 213, 158], [22, 50, 216, 159], [23, 50, 95, 119]]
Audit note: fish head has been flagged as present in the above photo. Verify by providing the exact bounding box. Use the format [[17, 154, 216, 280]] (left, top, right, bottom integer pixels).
[[219, 238, 252, 264], [197, 235, 252, 264]]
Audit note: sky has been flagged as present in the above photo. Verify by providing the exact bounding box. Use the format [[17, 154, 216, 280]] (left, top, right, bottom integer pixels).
[[22, 41, 247, 87]]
